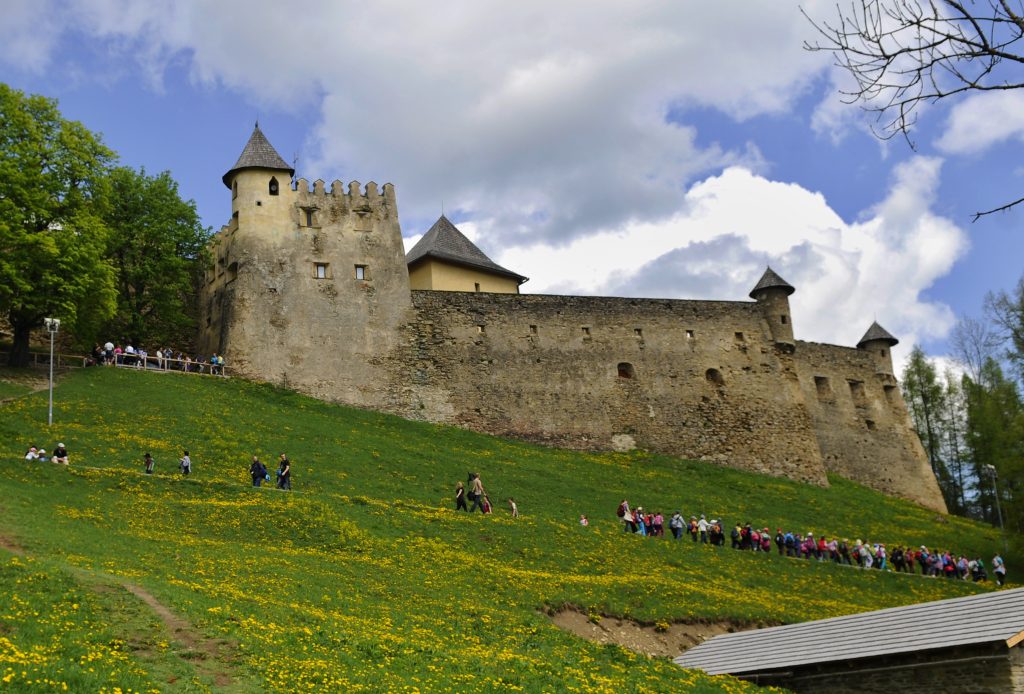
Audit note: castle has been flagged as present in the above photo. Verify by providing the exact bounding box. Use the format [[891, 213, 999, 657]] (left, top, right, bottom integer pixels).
[[199, 125, 947, 513]]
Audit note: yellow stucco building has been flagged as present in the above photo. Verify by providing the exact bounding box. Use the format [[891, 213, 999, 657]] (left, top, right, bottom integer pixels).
[[406, 215, 528, 293]]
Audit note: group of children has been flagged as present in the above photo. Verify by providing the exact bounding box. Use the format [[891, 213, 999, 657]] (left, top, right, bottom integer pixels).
[[143, 450, 192, 476], [23, 444, 70, 465]]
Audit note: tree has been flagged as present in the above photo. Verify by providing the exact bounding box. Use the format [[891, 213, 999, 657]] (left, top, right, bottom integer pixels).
[[804, 1, 1024, 219], [0, 83, 117, 367], [985, 273, 1024, 384], [98, 167, 209, 347], [951, 315, 1001, 382], [902, 345, 962, 510]]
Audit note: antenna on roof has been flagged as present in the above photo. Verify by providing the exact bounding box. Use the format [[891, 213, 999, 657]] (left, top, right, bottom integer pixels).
[[441, 199, 445, 217], [255, 116, 260, 129], [292, 152, 299, 180]]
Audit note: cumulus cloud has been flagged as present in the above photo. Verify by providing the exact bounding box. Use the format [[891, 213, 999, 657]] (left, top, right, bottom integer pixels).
[[937, 91, 1024, 155], [4, 0, 832, 247], [497, 157, 967, 356]]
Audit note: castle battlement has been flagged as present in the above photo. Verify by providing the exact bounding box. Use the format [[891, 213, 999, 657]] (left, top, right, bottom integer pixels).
[[290, 178, 396, 212]]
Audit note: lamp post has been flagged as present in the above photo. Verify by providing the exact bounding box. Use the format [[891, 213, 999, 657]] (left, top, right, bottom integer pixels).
[[983, 464, 1008, 554], [43, 317, 60, 426]]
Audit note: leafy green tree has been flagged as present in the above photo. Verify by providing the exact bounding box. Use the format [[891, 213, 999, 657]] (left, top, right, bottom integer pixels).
[[964, 359, 1024, 532], [0, 83, 117, 366], [98, 167, 209, 347], [985, 275, 1024, 385]]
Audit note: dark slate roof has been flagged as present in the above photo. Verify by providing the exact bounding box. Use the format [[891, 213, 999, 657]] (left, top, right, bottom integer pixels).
[[222, 125, 294, 188], [748, 266, 795, 299], [675, 587, 1024, 677], [405, 215, 528, 283], [857, 321, 899, 348]]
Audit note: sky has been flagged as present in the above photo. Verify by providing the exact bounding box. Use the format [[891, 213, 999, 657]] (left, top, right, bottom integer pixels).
[[2, 1, 1022, 367]]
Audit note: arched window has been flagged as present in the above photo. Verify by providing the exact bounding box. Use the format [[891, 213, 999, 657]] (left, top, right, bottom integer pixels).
[[705, 368, 725, 387], [269, 177, 279, 196], [617, 362, 635, 379]]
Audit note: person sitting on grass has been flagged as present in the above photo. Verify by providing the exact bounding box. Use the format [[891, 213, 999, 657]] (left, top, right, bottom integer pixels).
[[51, 443, 69, 465], [24, 447, 39, 461]]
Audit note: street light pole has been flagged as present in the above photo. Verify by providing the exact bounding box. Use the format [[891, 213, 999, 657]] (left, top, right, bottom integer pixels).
[[44, 317, 60, 426], [984, 464, 1008, 554]]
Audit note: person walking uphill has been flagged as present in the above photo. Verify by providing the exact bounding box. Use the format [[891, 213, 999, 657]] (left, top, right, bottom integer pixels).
[[455, 481, 468, 511], [277, 453, 291, 490], [469, 473, 486, 513], [144, 453, 155, 475], [249, 456, 267, 487]]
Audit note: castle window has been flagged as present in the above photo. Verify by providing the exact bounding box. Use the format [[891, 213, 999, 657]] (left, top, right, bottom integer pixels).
[[582, 326, 591, 336], [232, 181, 237, 199], [269, 177, 279, 196], [474, 283, 481, 292], [705, 368, 725, 387], [530, 325, 538, 335], [848, 380, 867, 406], [256, 201, 262, 206], [305, 209, 314, 227], [477, 325, 486, 334], [314, 263, 329, 279], [634, 328, 643, 337], [355, 264, 368, 280], [617, 362, 635, 379], [814, 376, 832, 400], [865, 419, 877, 431], [780, 314, 788, 325], [734, 332, 745, 341], [880, 349, 887, 357], [686, 330, 695, 339]]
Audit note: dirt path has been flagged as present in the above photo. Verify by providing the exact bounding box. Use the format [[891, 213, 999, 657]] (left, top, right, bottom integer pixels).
[[551, 608, 775, 658], [0, 534, 24, 555], [119, 581, 237, 688]]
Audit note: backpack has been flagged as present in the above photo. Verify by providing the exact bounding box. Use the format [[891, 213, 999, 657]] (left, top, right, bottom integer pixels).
[[616, 503, 626, 518]]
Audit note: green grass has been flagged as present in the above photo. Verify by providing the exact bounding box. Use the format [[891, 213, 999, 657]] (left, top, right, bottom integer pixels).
[[0, 368, 1011, 692], [0, 368, 40, 401]]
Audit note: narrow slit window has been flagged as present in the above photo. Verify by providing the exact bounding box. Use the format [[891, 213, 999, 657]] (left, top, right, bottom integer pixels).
[[314, 263, 328, 279], [355, 265, 367, 280], [474, 282, 481, 292], [305, 209, 314, 227], [780, 314, 788, 325]]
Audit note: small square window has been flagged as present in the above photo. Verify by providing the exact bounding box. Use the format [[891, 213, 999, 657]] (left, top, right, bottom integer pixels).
[[477, 325, 486, 334], [735, 332, 744, 341], [314, 263, 328, 279], [529, 325, 538, 335], [582, 326, 591, 336], [355, 265, 368, 280], [686, 330, 695, 339], [634, 328, 643, 337]]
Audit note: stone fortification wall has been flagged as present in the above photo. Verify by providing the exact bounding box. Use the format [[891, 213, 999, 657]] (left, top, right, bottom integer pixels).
[[382, 291, 829, 485], [199, 174, 412, 407], [793, 340, 946, 511]]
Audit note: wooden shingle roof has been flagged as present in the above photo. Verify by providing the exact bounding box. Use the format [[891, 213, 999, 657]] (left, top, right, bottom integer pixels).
[[675, 588, 1024, 677], [857, 321, 899, 348], [222, 124, 294, 188], [748, 267, 795, 299], [405, 215, 527, 283]]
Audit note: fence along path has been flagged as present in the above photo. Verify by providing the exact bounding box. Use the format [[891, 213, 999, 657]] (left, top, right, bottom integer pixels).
[[0, 350, 233, 377]]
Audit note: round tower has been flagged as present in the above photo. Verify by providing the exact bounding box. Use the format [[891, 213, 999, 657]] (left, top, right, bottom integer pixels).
[[222, 123, 296, 239], [857, 321, 899, 376], [749, 266, 795, 348]]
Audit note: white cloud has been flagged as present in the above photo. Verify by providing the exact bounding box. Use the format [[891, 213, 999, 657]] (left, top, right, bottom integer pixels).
[[937, 91, 1024, 155], [0, 0, 61, 72], [496, 157, 967, 356]]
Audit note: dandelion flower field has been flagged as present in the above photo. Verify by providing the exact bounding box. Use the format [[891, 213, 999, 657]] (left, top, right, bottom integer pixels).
[[0, 368, 1005, 692]]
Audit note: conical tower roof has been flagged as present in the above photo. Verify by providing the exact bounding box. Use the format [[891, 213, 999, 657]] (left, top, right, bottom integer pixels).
[[222, 124, 294, 188], [857, 321, 899, 349], [748, 266, 795, 299], [406, 215, 527, 283]]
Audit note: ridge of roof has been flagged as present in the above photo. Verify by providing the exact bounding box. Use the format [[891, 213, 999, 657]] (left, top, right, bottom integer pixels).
[[405, 215, 527, 283], [222, 124, 295, 188], [857, 321, 899, 348], [748, 266, 795, 299]]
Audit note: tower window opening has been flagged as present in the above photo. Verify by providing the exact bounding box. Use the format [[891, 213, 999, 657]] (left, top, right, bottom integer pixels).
[[780, 314, 788, 325], [617, 362, 635, 379], [529, 325, 538, 335], [582, 326, 591, 336], [880, 349, 887, 357], [477, 325, 486, 334], [705, 368, 725, 387], [634, 328, 643, 337], [269, 177, 279, 196], [305, 209, 314, 227], [686, 330, 695, 339], [866, 419, 877, 431], [314, 263, 328, 279], [734, 332, 744, 341], [355, 264, 368, 280]]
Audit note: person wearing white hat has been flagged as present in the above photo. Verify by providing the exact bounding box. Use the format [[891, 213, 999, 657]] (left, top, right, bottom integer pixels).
[[52, 443, 69, 465]]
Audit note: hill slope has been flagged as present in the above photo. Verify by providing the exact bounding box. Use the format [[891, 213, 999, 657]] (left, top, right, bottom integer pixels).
[[0, 368, 1006, 692]]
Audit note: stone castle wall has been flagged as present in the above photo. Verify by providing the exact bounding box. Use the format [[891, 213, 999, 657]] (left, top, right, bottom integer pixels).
[[382, 291, 828, 485]]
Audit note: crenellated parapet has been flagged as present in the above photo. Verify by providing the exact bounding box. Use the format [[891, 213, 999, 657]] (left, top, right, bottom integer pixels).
[[290, 178, 397, 216]]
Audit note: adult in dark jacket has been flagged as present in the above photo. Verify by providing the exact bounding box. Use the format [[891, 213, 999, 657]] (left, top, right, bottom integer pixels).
[[249, 456, 267, 487]]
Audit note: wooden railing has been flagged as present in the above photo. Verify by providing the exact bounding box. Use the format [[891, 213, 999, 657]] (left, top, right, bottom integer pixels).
[[0, 350, 233, 377]]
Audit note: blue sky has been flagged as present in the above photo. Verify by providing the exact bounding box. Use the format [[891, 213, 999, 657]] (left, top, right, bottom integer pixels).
[[2, 1, 1022, 366]]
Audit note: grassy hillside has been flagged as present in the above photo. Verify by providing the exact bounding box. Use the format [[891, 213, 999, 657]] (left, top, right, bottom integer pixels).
[[0, 368, 1008, 692]]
